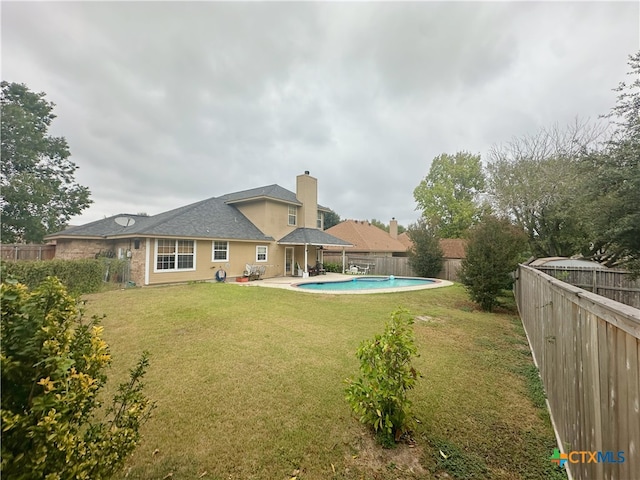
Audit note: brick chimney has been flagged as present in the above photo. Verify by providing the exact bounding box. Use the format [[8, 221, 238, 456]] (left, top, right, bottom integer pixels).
[[390, 217, 398, 239], [296, 171, 318, 228]]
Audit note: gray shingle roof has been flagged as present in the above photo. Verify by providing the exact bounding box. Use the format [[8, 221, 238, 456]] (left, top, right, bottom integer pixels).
[[47, 183, 334, 242], [219, 184, 302, 205], [278, 228, 353, 246], [47, 198, 273, 241]]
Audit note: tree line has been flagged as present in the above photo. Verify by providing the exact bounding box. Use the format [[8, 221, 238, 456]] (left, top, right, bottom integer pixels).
[[408, 52, 639, 310]]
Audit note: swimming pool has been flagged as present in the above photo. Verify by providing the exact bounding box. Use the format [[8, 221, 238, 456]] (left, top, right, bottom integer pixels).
[[295, 276, 438, 293]]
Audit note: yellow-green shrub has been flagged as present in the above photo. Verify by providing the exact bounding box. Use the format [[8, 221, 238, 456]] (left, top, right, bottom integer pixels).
[[345, 308, 419, 447], [1, 277, 155, 479]]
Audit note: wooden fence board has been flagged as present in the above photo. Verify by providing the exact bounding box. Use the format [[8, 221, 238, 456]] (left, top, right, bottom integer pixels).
[[321, 254, 463, 281], [0, 244, 55, 261], [516, 265, 640, 480], [534, 265, 640, 309]]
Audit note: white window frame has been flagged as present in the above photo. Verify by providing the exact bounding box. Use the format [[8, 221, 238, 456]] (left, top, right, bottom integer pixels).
[[256, 245, 268, 262], [288, 205, 297, 226], [154, 239, 196, 272], [212, 240, 229, 262], [317, 211, 323, 229]]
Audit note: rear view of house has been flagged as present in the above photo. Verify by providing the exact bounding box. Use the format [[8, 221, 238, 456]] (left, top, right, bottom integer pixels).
[[46, 172, 351, 286]]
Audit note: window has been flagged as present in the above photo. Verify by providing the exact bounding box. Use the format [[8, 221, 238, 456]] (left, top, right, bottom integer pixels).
[[317, 211, 323, 229], [288, 205, 297, 226], [212, 241, 229, 261], [256, 245, 268, 262], [156, 239, 195, 271]]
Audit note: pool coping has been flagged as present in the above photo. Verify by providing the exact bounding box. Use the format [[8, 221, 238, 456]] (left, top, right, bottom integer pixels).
[[235, 273, 453, 294]]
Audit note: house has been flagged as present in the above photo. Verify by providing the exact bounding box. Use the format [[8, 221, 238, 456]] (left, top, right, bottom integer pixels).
[[45, 172, 352, 286], [324, 218, 407, 257]]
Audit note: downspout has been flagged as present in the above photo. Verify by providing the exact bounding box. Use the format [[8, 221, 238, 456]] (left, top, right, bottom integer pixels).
[[145, 238, 151, 285]]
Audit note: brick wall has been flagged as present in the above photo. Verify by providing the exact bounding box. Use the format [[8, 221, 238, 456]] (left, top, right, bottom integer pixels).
[[54, 239, 112, 260]]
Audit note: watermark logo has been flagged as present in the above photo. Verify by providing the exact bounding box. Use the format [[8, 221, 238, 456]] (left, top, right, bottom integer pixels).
[[550, 449, 625, 468]]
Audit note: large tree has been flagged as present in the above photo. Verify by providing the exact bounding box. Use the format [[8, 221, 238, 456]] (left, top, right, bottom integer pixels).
[[486, 120, 604, 258], [413, 151, 486, 238], [583, 52, 640, 271], [1, 82, 92, 243], [322, 209, 341, 230]]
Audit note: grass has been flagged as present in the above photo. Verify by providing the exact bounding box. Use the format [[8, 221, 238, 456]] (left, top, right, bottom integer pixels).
[[83, 282, 566, 480]]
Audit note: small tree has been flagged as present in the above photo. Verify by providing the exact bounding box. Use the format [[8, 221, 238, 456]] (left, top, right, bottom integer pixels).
[[1, 277, 155, 479], [345, 309, 419, 447], [459, 216, 527, 311], [407, 218, 444, 277]]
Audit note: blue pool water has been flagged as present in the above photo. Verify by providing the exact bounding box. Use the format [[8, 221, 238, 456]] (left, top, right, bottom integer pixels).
[[296, 276, 435, 291]]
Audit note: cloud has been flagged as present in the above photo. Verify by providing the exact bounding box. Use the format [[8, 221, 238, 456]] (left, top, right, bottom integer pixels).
[[2, 1, 638, 228]]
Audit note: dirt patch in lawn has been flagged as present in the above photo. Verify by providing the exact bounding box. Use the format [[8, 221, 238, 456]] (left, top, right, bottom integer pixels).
[[345, 430, 427, 478]]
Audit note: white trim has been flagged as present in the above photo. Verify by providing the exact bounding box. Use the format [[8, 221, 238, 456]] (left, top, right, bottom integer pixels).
[[212, 240, 229, 262], [145, 238, 151, 285], [153, 239, 197, 273], [288, 205, 297, 226], [284, 247, 294, 276], [256, 245, 268, 263]]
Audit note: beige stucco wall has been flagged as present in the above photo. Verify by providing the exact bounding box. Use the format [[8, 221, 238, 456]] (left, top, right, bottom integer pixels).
[[236, 200, 298, 241], [296, 173, 318, 228], [143, 239, 323, 285]]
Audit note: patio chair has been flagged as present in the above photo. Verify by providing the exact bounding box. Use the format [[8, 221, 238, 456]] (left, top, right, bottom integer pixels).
[[243, 264, 260, 281], [254, 265, 266, 280], [308, 264, 318, 276], [315, 262, 326, 275]]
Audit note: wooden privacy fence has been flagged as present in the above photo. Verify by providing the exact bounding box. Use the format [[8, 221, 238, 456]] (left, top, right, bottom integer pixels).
[[534, 265, 640, 309], [0, 244, 55, 261], [515, 264, 640, 480], [321, 253, 462, 281]]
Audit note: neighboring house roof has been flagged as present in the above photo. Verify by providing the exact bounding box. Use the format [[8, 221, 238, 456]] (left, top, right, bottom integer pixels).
[[528, 257, 606, 269], [46, 197, 274, 241], [324, 220, 407, 253], [397, 232, 413, 250], [439, 239, 467, 259], [397, 233, 467, 259], [279, 228, 352, 247]]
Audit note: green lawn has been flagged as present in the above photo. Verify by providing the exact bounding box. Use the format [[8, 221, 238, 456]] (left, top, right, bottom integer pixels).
[[84, 282, 565, 480]]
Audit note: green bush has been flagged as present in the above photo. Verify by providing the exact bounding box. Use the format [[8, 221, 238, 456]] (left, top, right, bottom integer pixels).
[[0, 259, 105, 295], [459, 215, 527, 311], [407, 218, 444, 277], [323, 262, 342, 273], [1, 277, 155, 479], [345, 308, 419, 447]]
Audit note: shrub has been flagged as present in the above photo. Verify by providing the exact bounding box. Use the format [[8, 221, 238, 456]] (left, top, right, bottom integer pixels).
[[323, 262, 342, 273], [0, 259, 103, 295], [407, 218, 444, 277], [459, 215, 527, 311], [1, 277, 155, 479], [345, 308, 419, 447]]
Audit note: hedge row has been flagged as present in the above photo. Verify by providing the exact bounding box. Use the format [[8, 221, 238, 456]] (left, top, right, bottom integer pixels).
[[0, 259, 105, 296]]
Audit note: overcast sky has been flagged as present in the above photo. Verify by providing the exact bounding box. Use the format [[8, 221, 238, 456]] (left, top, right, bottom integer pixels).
[[2, 1, 638, 228]]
